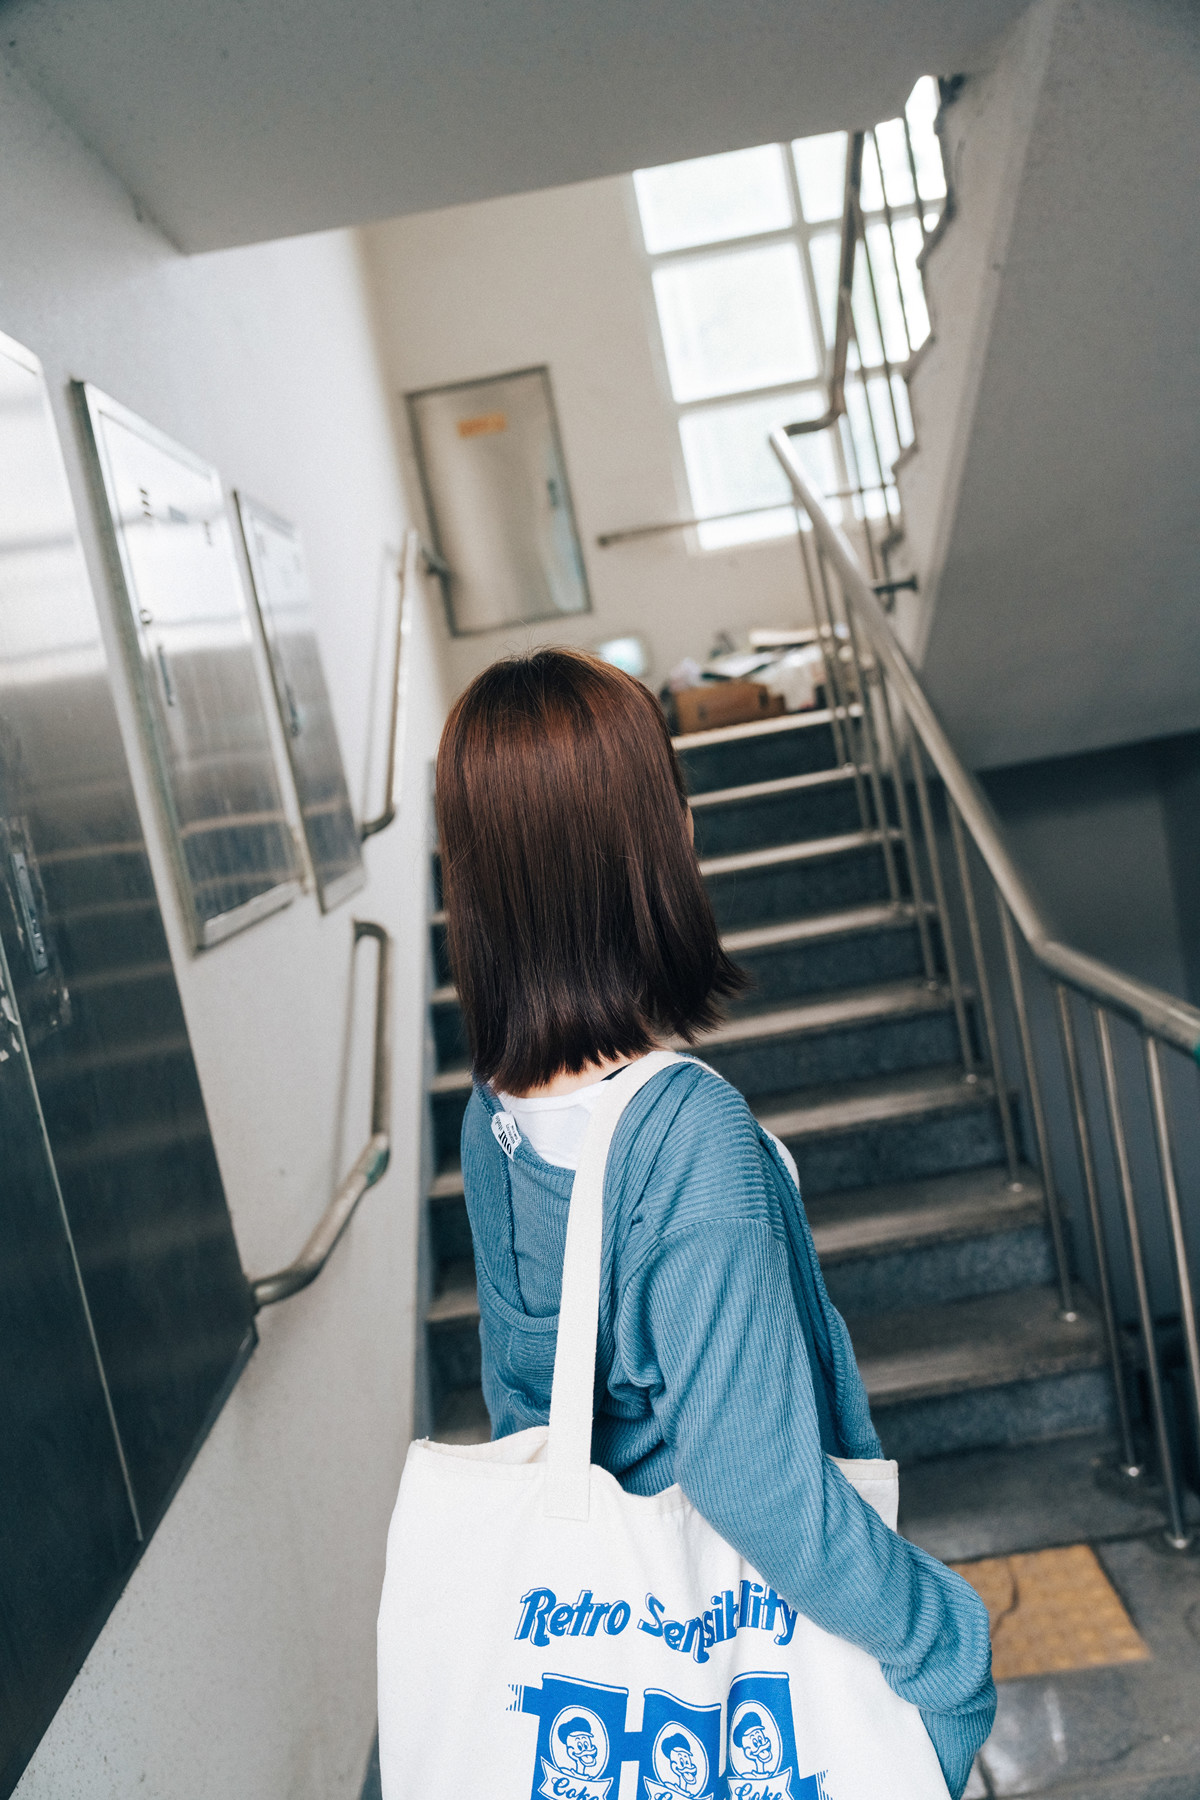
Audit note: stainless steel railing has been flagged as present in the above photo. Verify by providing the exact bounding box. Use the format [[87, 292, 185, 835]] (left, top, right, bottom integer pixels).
[[771, 424, 1200, 1546], [252, 918, 393, 1308]]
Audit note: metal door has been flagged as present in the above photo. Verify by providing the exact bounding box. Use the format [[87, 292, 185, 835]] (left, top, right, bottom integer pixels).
[[236, 493, 366, 911], [0, 932, 139, 1795], [77, 385, 302, 948], [407, 366, 590, 635], [0, 332, 255, 1795]]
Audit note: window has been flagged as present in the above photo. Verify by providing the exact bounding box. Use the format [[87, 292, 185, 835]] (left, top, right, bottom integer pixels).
[[633, 78, 948, 553]]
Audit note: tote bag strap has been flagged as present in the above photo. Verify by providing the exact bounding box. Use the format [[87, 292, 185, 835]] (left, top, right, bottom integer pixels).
[[545, 1049, 684, 1521]]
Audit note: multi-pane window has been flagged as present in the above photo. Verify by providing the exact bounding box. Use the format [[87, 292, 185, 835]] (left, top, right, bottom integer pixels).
[[633, 78, 948, 555]]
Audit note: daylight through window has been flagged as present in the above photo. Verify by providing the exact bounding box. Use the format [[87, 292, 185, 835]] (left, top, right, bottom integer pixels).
[[633, 77, 948, 552]]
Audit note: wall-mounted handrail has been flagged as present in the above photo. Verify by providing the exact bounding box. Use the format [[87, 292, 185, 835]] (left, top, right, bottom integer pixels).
[[251, 918, 392, 1308], [770, 425, 1200, 1059], [361, 529, 420, 840]]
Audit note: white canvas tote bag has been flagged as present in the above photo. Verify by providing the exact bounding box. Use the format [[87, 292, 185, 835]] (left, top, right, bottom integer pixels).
[[378, 1051, 949, 1799]]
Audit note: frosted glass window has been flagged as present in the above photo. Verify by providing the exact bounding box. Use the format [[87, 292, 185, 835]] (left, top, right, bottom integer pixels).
[[809, 231, 840, 349], [633, 75, 944, 557], [679, 390, 838, 548], [653, 242, 818, 403], [906, 76, 947, 201], [792, 131, 848, 224], [634, 144, 793, 254], [873, 118, 916, 208]]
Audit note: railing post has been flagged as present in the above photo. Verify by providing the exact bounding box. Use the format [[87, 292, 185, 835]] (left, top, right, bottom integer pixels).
[[794, 523, 850, 770], [1145, 1034, 1200, 1506], [1055, 985, 1141, 1474], [907, 735, 975, 1075], [948, 806, 1022, 1184], [997, 904, 1076, 1320], [851, 639, 939, 986], [837, 598, 906, 912], [1094, 1007, 1191, 1550]]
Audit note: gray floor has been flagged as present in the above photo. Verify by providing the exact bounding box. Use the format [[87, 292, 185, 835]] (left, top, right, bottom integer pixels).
[[361, 1435, 1200, 1800], [904, 1434, 1200, 1800]]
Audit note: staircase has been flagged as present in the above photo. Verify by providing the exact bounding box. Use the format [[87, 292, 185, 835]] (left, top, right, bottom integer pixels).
[[422, 705, 1114, 1462]]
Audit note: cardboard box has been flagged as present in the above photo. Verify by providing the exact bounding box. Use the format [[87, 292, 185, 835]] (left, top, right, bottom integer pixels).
[[674, 680, 787, 735]]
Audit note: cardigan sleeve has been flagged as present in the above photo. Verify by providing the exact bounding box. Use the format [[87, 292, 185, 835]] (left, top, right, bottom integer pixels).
[[614, 1087, 995, 1798]]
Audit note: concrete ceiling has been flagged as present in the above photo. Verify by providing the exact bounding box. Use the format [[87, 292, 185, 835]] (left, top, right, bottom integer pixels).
[[0, 0, 1029, 250]]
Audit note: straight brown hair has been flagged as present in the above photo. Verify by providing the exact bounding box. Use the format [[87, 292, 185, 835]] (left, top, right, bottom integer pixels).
[[436, 648, 744, 1094]]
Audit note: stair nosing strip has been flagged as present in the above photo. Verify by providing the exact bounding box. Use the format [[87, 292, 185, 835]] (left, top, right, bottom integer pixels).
[[673, 703, 860, 753], [427, 1284, 479, 1325], [811, 1191, 1045, 1263], [693, 981, 954, 1049], [863, 1335, 1106, 1406], [757, 1073, 995, 1140], [689, 765, 861, 810], [699, 827, 899, 880]]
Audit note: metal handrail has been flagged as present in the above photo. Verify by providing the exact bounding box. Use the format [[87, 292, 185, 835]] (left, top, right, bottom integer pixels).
[[770, 426, 1200, 1060], [361, 530, 421, 840], [772, 422, 1200, 1545], [251, 919, 393, 1308]]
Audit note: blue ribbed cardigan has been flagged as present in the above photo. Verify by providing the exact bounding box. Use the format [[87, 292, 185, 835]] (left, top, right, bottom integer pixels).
[[461, 1058, 995, 1797]]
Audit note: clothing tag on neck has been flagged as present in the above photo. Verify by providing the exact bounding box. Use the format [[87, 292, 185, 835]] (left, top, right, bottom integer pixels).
[[491, 1111, 522, 1159]]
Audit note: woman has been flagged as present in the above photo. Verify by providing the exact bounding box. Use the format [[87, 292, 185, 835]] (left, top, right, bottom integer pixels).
[[436, 648, 994, 1798]]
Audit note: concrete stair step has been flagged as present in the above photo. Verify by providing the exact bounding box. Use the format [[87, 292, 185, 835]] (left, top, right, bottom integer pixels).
[[856, 1287, 1114, 1463], [426, 1288, 1112, 1463], [426, 1163, 1050, 1325], [432, 1385, 492, 1446], [702, 830, 904, 932], [674, 707, 844, 794], [757, 1066, 1008, 1196], [756, 1065, 994, 1139], [426, 1166, 1047, 1328], [808, 1163, 1043, 1263], [813, 1164, 1052, 1314], [691, 765, 866, 857], [699, 978, 965, 1098], [853, 1286, 1104, 1406], [898, 1430, 1200, 1562], [429, 901, 937, 1068], [429, 981, 967, 1152], [426, 1259, 484, 1392], [426, 1258, 478, 1325]]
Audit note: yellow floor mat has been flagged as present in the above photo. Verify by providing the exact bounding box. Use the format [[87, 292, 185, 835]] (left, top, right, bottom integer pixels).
[[950, 1543, 1150, 1681]]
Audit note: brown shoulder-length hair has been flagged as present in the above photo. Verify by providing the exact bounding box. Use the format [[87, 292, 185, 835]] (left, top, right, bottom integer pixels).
[[436, 648, 744, 1094]]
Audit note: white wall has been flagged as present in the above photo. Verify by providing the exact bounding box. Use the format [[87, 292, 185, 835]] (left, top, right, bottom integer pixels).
[[361, 177, 818, 701], [0, 57, 445, 1800], [898, 0, 1200, 768]]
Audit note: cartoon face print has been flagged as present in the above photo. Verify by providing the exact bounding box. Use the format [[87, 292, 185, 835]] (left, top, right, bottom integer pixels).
[[664, 1736, 697, 1790], [653, 1724, 708, 1796], [557, 1715, 600, 1776], [730, 1708, 778, 1777]]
